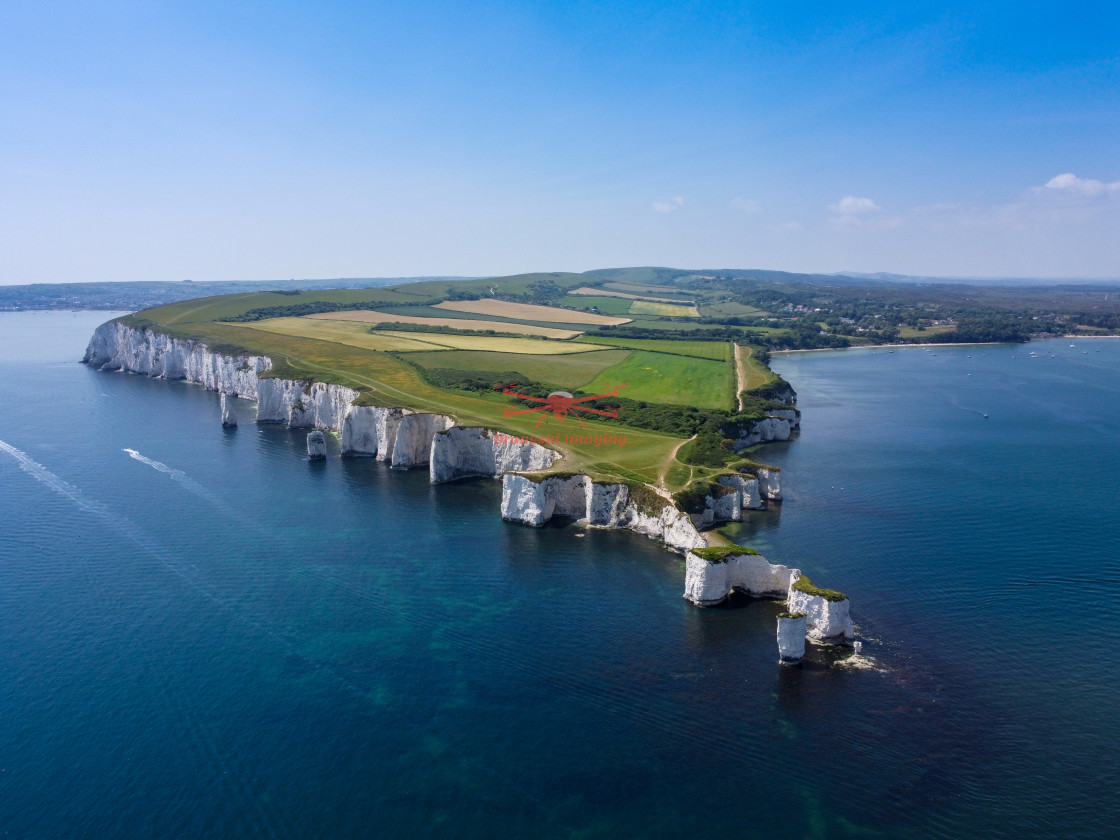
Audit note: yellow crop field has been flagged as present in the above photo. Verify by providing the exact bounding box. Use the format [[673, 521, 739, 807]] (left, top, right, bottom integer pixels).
[[306, 310, 582, 339], [434, 298, 631, 325], [628, 300, 700, 317], [241, 318, 601, 355], [239, 318, 449, 352], [569, 286, 695, 304]]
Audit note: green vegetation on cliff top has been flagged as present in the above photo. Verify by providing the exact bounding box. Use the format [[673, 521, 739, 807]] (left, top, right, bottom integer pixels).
[[791, 576, 848, 602], [114, 266, 1106, 495], [114, 275, 803, 491], [690, 544, 761, 562]]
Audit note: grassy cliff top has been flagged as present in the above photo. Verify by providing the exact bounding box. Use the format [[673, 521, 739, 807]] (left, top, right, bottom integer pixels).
[[689, 544, 761, 562], [791, 576, 848, 602], [115, 281, 789, 492]]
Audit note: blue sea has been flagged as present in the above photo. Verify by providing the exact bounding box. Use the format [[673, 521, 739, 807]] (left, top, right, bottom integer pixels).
[[1, 311, 1118, 839]]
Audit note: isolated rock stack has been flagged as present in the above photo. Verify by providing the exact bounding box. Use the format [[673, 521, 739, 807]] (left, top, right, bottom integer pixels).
[[220, 393, 238, 428], [307, 431, 326, 460], [776, 613, 808, 665]]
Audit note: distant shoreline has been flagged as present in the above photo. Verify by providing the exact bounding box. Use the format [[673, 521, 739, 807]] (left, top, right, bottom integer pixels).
[[772, 335, 1120, 354], [772, 342, 1003, 354]]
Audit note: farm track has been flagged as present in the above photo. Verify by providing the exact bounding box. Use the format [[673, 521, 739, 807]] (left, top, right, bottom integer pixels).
[[734, 344, 745, 411]]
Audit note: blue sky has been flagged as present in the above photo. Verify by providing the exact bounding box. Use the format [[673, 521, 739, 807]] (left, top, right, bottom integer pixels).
[[1, 0, 1117, 282]]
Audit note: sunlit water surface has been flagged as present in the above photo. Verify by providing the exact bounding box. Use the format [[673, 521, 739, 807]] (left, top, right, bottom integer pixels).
[[1, 312, 1117, 838]]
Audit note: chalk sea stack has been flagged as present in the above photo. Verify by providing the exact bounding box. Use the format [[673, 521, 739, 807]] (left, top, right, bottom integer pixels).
[[220, 393, 237, 428], [777, 613, 808, 665], [307, 430, 326, 460]]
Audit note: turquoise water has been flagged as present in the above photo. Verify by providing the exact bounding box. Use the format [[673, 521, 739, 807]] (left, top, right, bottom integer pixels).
[[1, 311, 1117, 838]]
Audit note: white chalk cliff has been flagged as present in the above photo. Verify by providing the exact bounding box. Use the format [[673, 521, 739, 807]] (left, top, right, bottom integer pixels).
[[430, 427, 557, 483], [691, 487, 742, 526], [683, 550, 796, 606], [86, 320, 857, 653], [756, 467, 782, 501], [716, 473, 763, 510], [340, 406, 406, 461], [723, 383, 801, 450], [83, 320, 702, 553], [83, 319, 270, 398], [500, 474, 706, 553], [683, 549, 855, 647], [786, 573, 855, 643]]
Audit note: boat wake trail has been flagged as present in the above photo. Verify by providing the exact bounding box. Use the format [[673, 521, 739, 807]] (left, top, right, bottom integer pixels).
[[2, 437, 283, 837], [945, 394, 989, 419], [3, 439, 240, 601], [2, 438, 373, 702], [123, 448, 222, 503], [1, 438, 113, 518]]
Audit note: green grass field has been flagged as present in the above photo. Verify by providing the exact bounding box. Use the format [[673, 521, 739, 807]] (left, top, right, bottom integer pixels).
[[628, 300, 701, 317], [307, 310, 581, 338], [138, 288, 431, 326], [242, 318, 449, 351], [239, 318, 604, 355], [602, 281, 696, 299], [402, 348, 630, 388], [386, 331, 602, 354], [383, 272, 589, 300], [568, 286, 696, 305], [582, 350, 732, 410], [575, 335, 731, 361], [897, 325, 956, 339], [554, 295, 635, 317], [700, 301, 769, 318], [602, 280, 680, 293], [611, 319, 729, 332]]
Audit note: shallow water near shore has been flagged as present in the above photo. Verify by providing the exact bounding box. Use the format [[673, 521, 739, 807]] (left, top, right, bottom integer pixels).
[[1, 311, 1118, 838]]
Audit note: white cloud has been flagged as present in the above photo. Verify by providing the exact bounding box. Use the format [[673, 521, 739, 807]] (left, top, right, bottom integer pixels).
[[948, 173, 1120, 229], [1042, 173, 1120, 197], [652, 195, 684, 213], [830, 196, 880, 215], [732, 196, 759, 212]]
